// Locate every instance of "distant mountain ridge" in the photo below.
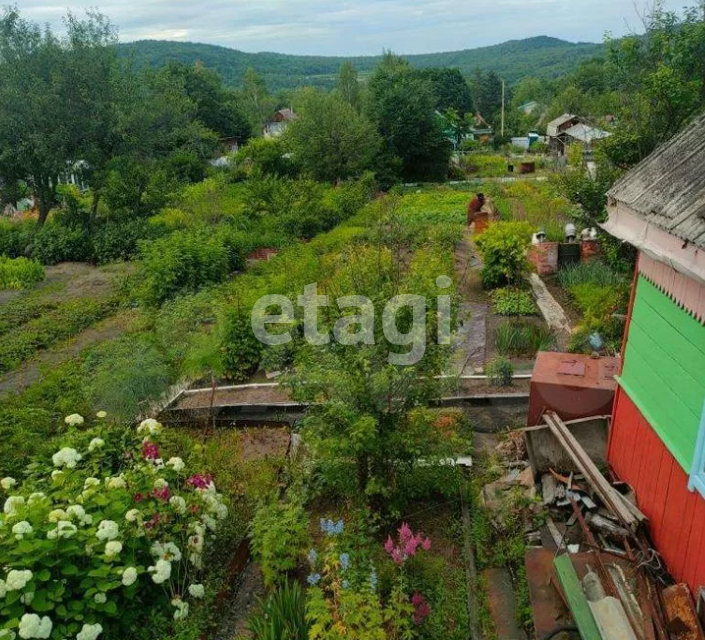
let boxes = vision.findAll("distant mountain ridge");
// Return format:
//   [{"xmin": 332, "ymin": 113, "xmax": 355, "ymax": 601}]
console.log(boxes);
[{"xmin": 118, "ymin": 35, "xmax": 604, "ymax": 91}]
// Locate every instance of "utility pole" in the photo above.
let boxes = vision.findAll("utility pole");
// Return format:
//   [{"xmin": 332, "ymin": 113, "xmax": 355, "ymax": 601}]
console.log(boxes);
[{"xmin": 501, "ymin": 79, "xmax": 505, "ymax": 138}]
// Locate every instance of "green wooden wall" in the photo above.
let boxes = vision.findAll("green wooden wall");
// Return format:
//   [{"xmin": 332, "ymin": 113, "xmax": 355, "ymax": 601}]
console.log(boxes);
[{"xmin": 619, "ymin": 276, "xmax": 705, "ymax": 472}]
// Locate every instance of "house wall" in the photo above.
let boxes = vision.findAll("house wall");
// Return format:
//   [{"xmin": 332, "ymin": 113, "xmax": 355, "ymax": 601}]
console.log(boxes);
[
  {"xmin": 609, "ymin": 388, "xmax": 705, "ymax": 594},
  {"xmin": 608, "ymin": 258, "xmax": 705, "ymax": 595}
]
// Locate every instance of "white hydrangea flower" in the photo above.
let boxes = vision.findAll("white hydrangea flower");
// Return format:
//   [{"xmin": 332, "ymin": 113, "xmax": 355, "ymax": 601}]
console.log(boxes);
[
  {"xmin": 66, "ymin": 504, "xmax": 92, "ymax": 526},
  {"xmin": 1, "ymin": 477, "xmax": 16, "ymax": 490},
  {"xmin": 88, "ymin": 438, "xmax": 105, "ymax": 452},
  {"xmin": 188, "ymin": 583, "xmax": 205, "ymax": 599},
  {"xmin": 137, "ymin": 418, "xmax": 162, "ymax": 435},
  {"xmin": 166, "ymin": 457, "xmax": 185, "ymax": 472},
  {"xmin": 27, "ymin": 493, "xmax": 46, "ymax": 506},
  {"xmin": 93, "ymin": 592, "xmax": 107, "ymax": 604},
  {"xmin": 169, "ymin": 496, "xmax": 186, "ymax": 514},
  {"xmin": 96, "ymin": 411, "xmax": 107, "ymax": 419},
  {"xmin": 12, "ymin": 521, "xmax": 33, "ymax": 540},
  {"xmin": 189, "ymin": 552, "xmax": 203, "ymax": 569},
  {"xmin": 6, "ymin": 569, "xmax": 33, "ymax": 591},
  {"xmin": 3, "ymin": 496, "xmax": 25, "ymax": 518},
  {"xmin": 50, "ymin": 470, "xmax": 64, "ymax": 482},
  {"xmin": 0, "ymin": 627, "xmax": 14, "ymax": 639},
  {"xmin": 188, "ymin": 533, "xmax": 203, "ymax": 554},
  {"xmin": 121, "ymin": 567, "xmax": 138, "ymax": 587},
  {"xmin": 105, "ymin": 476, "xmax": 126, "ymax": 490},
  {"xmin": 47, "ymin": 509, "xmax": 68, "ymax": 523},
  {"xmin": 151, "ymin": 541, "xmax": 182, "ymax": 562},
  {"xmin": 148, "ymin": 559, "xmax": 172, "ymax": 584},
  {"xmin": 47, "ymin": 520, "xmax": 78, "ymax": 540},
  {"xmin": 171, "ymin": 597, "xmax": 189, "ymax": 620},
  {"xmin": 18, "ymin": 613, "xmax": 51, "ymax": 639},
  {"xmin": 0, "ymin": 578, "xmax": 7, "ymax": 598},
  {"xmin": 84, "ymin": 478, "xmax": 100, "ymax": 489},
  {"xmin": 20, "ymin": 592, "xmax": 34, "ymax": 605},
  {"xmin": 202, "ymin": 514, "xmax": 217, "ymax": 531},
  {"xmin": 76, "ymin": 623, "xmax": 102, "ymax": 640},
  {"xmin": 125, "ymin": 509, "xmax": 140, "ymax": 522},
  {"xmin": 64, "ymin": 413, "xmax": 85, "ymax": 427},
  {"xmin": 52, "ymin": 447, "xmax": 82, "ymax": 469},
  {"xmin": 104, "ymin": 541, "xmax": 122, "ymax": 558},
  {"xmin": 96, "ymin": 520, "xmax": 119, "ymax": 541}
]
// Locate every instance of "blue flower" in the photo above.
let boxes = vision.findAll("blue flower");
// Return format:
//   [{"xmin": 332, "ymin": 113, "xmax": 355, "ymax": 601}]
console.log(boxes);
[
  {"xmin": 307, "ymin": 573, "xmax": 321, "ymax": 586},
  {"xmin": 319, "ymin": 518, "xmax": 345, "ymax": 536},
  {"xmin": 339, "ymin": 553, "xmax": 350, "ymax": 571},
  {"xmin": 308, "ymin": 548, "xmax": 318, "ymax": 565},
  {"xmin": 342, "ymin": 579, "xmax": 350, "ymax": 589},
  {"xmin": 369, "ymin": 568, "xmax": 378, "ymax": 593}
]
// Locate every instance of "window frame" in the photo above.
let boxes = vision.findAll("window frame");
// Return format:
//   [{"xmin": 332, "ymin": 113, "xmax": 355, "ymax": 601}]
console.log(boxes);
[{"xmin": 688, "ymin": 400, "xmax": 705, "ymax": 498}]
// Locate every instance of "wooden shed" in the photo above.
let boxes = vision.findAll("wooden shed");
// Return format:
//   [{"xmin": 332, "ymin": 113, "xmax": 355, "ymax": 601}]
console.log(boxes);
[{"xmin": 601, "ymin": 112, "xmax": 705, "ymax": 596}]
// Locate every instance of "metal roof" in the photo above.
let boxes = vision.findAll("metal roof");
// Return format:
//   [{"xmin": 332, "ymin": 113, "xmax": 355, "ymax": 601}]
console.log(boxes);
[
  {"xmin": 607, "ymin": 112, "xmax": 705, "ymax": 249},
  {"xmin": 563, "ymin": 123, "xmax": 611, "ymax": 143},
  {"xmin": 546, "ymin": 113, "xmax": 578, "ymax": 137}
]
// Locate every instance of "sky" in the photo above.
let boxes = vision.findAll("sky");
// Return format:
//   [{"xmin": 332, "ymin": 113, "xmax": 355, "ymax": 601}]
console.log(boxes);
[{"xmin": 19, "ymin": 0, "xmax": 690, "ymax": 56}]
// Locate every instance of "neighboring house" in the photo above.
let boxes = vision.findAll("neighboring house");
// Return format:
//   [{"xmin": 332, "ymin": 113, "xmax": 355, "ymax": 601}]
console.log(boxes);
[
  {"xmin": 518, "ymin": 100, "xmax": 539, "ymax": 115},
  {"xmin": 602, "ymin": 113, "xmax": 705, "ymax": 596},
  {"xmin": 511, "ymin": 132, "xmax": 547, "ymax": 151},
  {"xmin": 546, "ymin": 113, "xmax": 584, "ymax": 153},
  {"xmin": 210, "ymin": 136, "xmax": 243, "ymax": 167},
  {"xmin": 263, "ymin": 108, "xmax": 296, "ymax": 139}
]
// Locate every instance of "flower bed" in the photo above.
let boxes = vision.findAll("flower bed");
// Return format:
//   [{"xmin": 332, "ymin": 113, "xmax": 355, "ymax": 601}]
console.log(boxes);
[{"xmin": 0, "ymin": 415, "xmax": 229, "ymax": 640}]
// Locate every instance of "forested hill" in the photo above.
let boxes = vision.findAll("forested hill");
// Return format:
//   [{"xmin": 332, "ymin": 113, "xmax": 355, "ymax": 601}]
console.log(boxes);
[{"xmin": 118, "ymin": 35, "xmax": 604, "ymax": 90}]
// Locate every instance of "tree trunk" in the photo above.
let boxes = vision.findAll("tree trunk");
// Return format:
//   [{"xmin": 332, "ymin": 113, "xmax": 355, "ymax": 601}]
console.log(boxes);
[
  {"xmin": 37, "ymin": 198, "xmax": 51, "ymax": 228},
  {"xmin": 90, "ymin": 191, "xmax": 101, "ymax": 223}
]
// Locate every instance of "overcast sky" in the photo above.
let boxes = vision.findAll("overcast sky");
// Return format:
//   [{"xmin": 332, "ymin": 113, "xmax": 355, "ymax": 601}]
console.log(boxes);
[{"xmin": 19, "ymin": 0, "xmax": 690, "ymax": 56}]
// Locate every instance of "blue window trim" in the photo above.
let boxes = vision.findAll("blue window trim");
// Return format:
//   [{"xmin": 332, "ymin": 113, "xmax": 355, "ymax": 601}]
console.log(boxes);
[{"xmin": 688, "ymin": 399, "xmax": 705, "ymax": 498}]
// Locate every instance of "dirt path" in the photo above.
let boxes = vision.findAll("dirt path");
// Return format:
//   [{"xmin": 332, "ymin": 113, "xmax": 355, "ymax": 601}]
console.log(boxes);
[
  {"xmin": 0, "ymin": 309, "xmax": 139, "ymax": 399},
  {"xmin": 450, "ymin": 230, "xmax": 490, "ymax": 374}
]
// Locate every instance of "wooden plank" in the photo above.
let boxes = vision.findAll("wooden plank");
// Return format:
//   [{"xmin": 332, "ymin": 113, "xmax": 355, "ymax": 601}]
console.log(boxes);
[
  {"xmin": 553, "ymin": 554, "xmax": 602, "ymax": 640},
  {"xmin": 650, "ymin": 446, "xmax": 675, "ymax": 548},
  {"xmin": 660, "ymin": 462, "xmax": 691, "ymax": 573},
  {"xmin": 544, "ymin": 412, "xmax": 642, "ymax": 527},
  {"xmin": 672, "ymin": 490, "xmax": 699, "ymax": 582},
  {"xmin": 683, "ymin": 499, "xmax": 705, "ymax": 593}
]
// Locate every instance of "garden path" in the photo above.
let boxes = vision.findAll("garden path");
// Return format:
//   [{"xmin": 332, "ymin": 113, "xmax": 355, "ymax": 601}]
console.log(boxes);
[
  {"xmin": 0, "ymin": 309, "xmax": 138, "ymax": 399},
  {"xmin": 527, "ymin": 273, "xmax": 572, "ymax": 351},
  {"xmin": 450, "ymin": 230, "xmax": 489, "ymax": 374}
]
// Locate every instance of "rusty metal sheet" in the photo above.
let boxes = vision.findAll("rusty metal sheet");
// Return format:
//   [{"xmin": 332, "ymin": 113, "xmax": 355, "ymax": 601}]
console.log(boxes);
[
  {"xmin": 558, "ymin": 359, "xmax": 586, "ymax": 376},
  {"xmin": 662, "ymin": 583, "xmax": 705, "ymax": 640},
  {"xmin": 525, "ymin": 548, "xmax": 573, "ymax": 638}
]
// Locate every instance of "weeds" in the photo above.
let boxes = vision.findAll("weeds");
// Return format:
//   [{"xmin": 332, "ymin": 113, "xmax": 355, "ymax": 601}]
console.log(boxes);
[
  {"xmin": 0, "ymin": 256, "xmax": 45, "ymax": 290},
  {"xmin": 557, "ymin": 260, "xmax": 625, "ymax": 289},
  {"xmin": 495, "ymin": 320, "xmax": 555, "ymax": 356}
]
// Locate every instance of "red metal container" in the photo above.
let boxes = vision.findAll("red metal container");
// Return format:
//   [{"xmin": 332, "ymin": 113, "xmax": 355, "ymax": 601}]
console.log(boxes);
[
  {"xmin": 527, "ymin": 242, "xmax": 559, "ymax": 275},
  {"xmin": 527, "ymin": 351, "xmax": 619, "ymax": 426},
  {"xmin": 580, "ymin": 239, "xmax": 600, "ymax": 261}
]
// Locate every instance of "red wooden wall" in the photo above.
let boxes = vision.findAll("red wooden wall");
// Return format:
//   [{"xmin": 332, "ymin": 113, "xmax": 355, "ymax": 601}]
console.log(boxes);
[{"xmin": 609, "ymin": 387, "xmax": 705, "ymax": 594}]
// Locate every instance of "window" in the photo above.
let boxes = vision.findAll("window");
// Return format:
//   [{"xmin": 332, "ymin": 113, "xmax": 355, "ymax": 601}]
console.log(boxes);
[{"xmin": 688, "ymin": 400, "xmax": 705, "ymax": 499}]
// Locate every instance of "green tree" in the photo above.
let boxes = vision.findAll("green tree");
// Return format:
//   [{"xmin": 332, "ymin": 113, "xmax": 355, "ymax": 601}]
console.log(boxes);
[
  {"xmin": 417, "ymin": 67, "xmax": 474, "ymax": 115},
  {"xmin": 336, "ymin": 61, "xmax": 361, "ymax": 109},
  {"xmin": 470, "ymin": 68, "xmax": 504, "ymax": 124},
  {"xmin": 240, "ymin": 67, "xmax": 276, "ymax": 133},
  {"xmin": 286, "ymin": 90, "xmax": 380, "ymax": 182},
  {"xmin": 366, "ymin": 53, "xmax": 451, "ymax": 182}
]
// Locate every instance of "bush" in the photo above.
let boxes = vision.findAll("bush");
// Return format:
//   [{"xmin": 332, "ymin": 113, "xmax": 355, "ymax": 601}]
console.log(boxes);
[
  {"xmin": 249, "ymin": 498, "xmax": 310, "ymax": 588},
  {"xmin": 495, "ymin": 320, "xmax": 555, "ymax": 356},
  {"xmin": 491, "ymin": 287, "xmax": 537, "ymax": 316},
  {"xmin": 486, "ymin": 357, "xmax": 514, "ymax": 386},
  {"xmin": 92, "ymin": 219, "xmax": 163, "ymax": 265},
  {"xmin": 136, "ymin": 228, "xmax": 231, "ymax": 306},
  {"xmin": 0, "ymin": 416, "xmax": 228, "ymax": 640},
  {"xmin": 0, "ymin": 256, "xmax": 45, "ymax": 290},
  {"xmin": 475, "ymin": 222, "xmax": 532, "ymax": 289},
  {"xmin": 31, "ymin": 223, "xmax": 93, "ymax": 265},
  {"xmin": 0, "ymin": 297, "xmax": 118, "ymax": 373},
  {"xmin": 0, "ymin": 298, "xmax": 59, "ymax": 336},
  {"xmin": 569, "ymin": 283, "xmax": 626, "ymax": 324},
  {"xmin": 0, "ymin": 219, "xmax": 34, "ymax": 258}
]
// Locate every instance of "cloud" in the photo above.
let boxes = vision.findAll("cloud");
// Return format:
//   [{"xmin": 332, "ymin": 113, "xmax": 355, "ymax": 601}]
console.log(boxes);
[{"xmin": 13, "ymin": 0, "xmax": 689, "ymax": 55}]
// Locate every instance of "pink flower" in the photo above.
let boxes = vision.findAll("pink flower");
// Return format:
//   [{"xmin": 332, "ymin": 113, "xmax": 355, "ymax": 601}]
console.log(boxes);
[
  {"xmin": 384, "ymin": 536, "xmax": 395, "ymax": 554},
  {"xmin": 421, "ymin": 537, "xmax": 432, "ymax": 551},
  {"xmin": 134, "ymin": 493, "xmax": 144, "ymax": 502},
  {"xmin": 151, "ymin": 486, "xmax": 171, "ymax": 501},
  {"xmin": 391, "ymin": 548, "xmax": 404, "ymax": 565},
  {"xmin": 142, "ymin": 441, "xmax": 160, "ymax": 460},
  {"xmin": 412, "ymin": 593, "xmax": 430, "ymax": 625},
  {"xmin": 187, "ymin": 474, "xmax": 213, "ymax": 490},
  {"xmin": 399, "ymin": 522, "xmax": 413, "ymax": 544},
  {"xmin": 144, "ymin": 514, "xmax": 161, "ymax": 530}
]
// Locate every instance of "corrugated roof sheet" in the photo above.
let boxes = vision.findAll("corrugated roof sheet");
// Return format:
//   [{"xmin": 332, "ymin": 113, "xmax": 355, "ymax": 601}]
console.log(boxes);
[
  {"xmin": 607, "ymin": 112, "xmax": 705, "ymax": 249},
  {"xmin": 563, "ymin": 123, "xmax": 611, "ymax": 143}
]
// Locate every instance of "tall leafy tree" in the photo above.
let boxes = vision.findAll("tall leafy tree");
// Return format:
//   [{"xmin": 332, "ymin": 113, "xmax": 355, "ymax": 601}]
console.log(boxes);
[
  {"xmin": 416, "ymin": 67, "xmax": 474, "ymax": 115},
  {"xmin": 366, "ymin": 53, "xmax": 451, "ymax": 182},
  {"xmin": 286, "ymin": 89, "xmax": 380, "ymax": 182},
  {"xmin": 336, "ymin": 61, "xmax": 361, "ymax": 110},
  {"xmin": 240, "ymin": 67, "xmax": 276, "ymax": 133}
]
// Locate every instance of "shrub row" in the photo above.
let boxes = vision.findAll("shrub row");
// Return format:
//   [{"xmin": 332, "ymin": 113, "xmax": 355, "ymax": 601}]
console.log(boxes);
[
  {"xmin": 0, "ymin": 297, "xmax": 119, "ymax": 373},
  {"xmin": 0, "ymin": 297, "xmax": 59, "ymax": 336}
]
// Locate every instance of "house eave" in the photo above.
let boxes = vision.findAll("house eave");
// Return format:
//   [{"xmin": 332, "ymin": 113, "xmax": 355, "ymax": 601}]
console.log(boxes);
[{"xmin": 601, "ymin": 202, "xmax": 705, "ymax": 287}]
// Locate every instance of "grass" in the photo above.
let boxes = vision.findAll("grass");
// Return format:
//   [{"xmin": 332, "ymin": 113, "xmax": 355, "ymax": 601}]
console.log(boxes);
[
  {"xmin": 495, "ymin": 320, "xmax": 555, "ymax": 357},
  {"xmin": 557, "ymin": 260, "xmax": 626, "ymax": 289},
  {"xmin": 0, "ymin": 256, "xmax": 45, "ymax": 290},
  {"xmin": 0, "ymin": 297, "xmax": 59, "ymax": 336},
  {"xmin": 491, "ymin": 287, "xmax": 537, "ymax": 316}
]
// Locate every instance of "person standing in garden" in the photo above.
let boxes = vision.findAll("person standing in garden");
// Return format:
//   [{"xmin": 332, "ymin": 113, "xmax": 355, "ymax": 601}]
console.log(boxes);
[{"xmin": 466, "ymin": 193, "xmax": 485, "ymax": 227}]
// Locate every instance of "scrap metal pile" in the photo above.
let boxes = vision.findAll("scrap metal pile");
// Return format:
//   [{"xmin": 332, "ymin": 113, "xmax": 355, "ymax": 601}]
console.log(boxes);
[{"xmin": 521, "ymin": 412, "xmax": 704, "ymax": 640}]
